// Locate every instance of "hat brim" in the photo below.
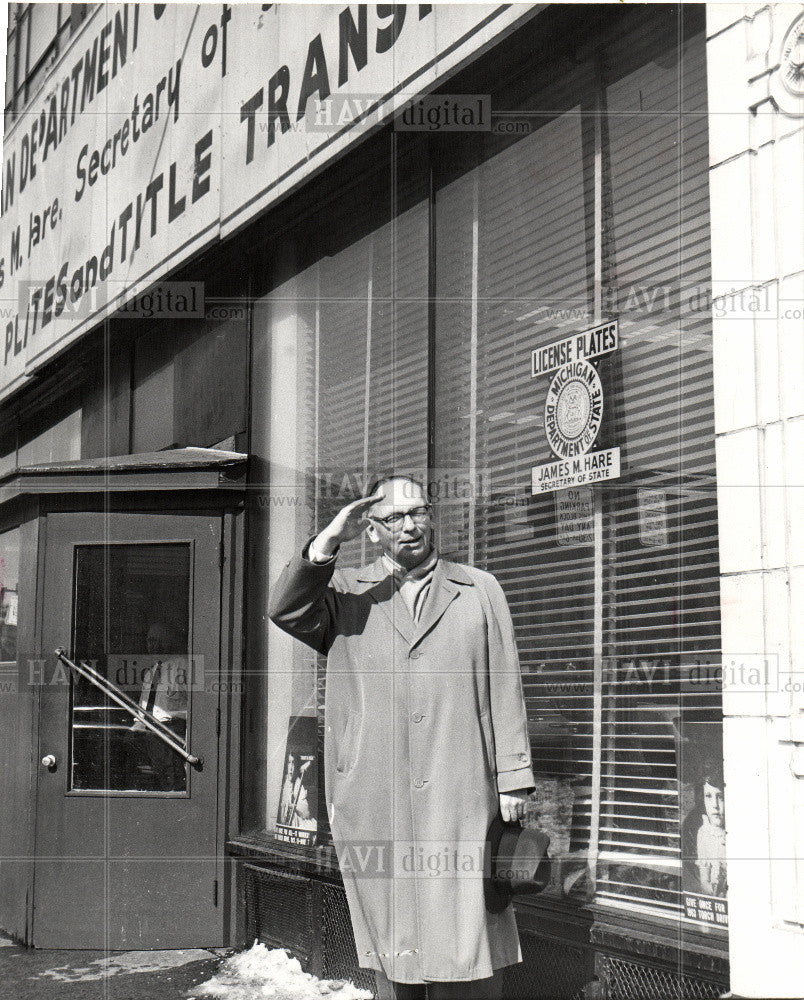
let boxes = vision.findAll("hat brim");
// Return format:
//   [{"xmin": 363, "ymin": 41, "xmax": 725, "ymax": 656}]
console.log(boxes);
[{"xmin": 484, "ymin": 814, "xmax": 551, "ymax": 914}]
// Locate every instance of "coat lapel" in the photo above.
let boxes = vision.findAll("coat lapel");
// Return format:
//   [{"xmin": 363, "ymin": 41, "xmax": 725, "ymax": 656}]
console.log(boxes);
[
  {"xmin": 356, "ymin": 558, "xmax": 416, "ymax": 645},
  {"xmin": 356, "ymin": 556, "xmax": 473, "ymax": 648},
  {"xmin": 412, "ymin": 559, "xmax": 462, "ymax": 648}
]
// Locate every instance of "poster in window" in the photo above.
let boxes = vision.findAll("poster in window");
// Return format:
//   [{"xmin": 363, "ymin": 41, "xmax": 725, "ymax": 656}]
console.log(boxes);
[
  {"xmin": 680, "ymin": 722, "xmax": 728, "ymax": 926},
  {"xmin": 276, "ymin": 715, "xmax": 318, "ymax": 847},
  {"xmin": 530, "ymin": 321, "xmax": 622, "ymax": 494}
]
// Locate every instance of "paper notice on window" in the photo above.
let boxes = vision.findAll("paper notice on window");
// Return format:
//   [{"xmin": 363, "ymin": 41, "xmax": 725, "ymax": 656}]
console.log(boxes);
[
  {"xmin": 554, "ymin": 488, "xmax": 594, "ymax": 546},
  {"xmin": 532, "ymin": 447, "xmax": 621, "ymax": 494},
  {"xmin": 638, "ymin": 488, "xmax": 669, "ymax": 547}
]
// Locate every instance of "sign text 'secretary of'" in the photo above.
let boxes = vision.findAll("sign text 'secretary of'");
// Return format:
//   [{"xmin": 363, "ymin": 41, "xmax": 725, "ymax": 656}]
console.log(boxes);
[{"xmin": 0, "ymin": 3, "xmax": 540, "ymax": 401}]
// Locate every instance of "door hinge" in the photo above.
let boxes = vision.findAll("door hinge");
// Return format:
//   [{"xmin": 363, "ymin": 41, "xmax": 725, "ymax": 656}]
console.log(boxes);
[{"xmin": 213, "ymin": 879, "xmax": 219, "ymax": 907}]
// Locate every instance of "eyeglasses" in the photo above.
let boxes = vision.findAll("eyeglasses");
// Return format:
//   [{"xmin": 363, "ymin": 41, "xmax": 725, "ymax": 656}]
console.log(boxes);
[{"xmin": 370, "ymin": 506, "xmax": 431, "ymax": 529}]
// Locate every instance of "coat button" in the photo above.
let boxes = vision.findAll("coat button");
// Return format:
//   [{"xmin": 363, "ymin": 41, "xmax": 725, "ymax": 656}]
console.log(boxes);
[
  {"xmin": 412, "ymin": 712, "xmax": 424, "ymax": 723},
  {"xmin": 409, "ymin": 649, "xmax": 421, "ymax": 659},
  {"xmin": 413, "ymin": 778, "xmax": 427, "ymax": 788}
]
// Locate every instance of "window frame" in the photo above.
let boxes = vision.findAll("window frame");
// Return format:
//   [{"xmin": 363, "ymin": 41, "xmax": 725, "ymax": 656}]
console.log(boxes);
[
  {"xmin": 4, "ymin": 4, "xmax": 90, "ymax": 130},
  {"xmin": 235, "ymin": 0, "xmax": 726, "ymax": 947}
]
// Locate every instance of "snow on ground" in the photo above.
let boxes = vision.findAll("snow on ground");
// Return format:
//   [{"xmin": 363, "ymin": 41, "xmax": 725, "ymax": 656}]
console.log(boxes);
[
  {"xmin": 37, "ymin": 949, "xmax": 217, "ymax": 982},
  {"xmin": 190, "ymin": 943, "xmax": 374, "ymax": 1000}
]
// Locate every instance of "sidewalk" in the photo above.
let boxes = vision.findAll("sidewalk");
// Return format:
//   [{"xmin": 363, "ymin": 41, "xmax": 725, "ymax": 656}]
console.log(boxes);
[{"xmin": 0, "ymin": 934, "xmax": 227, "ymax": 1000}]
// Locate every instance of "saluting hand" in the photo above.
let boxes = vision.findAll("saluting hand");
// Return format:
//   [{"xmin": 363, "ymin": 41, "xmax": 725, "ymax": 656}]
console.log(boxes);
[{"xmin": 312, "ymin": 492, "xmax": 385, "ymax": 558}]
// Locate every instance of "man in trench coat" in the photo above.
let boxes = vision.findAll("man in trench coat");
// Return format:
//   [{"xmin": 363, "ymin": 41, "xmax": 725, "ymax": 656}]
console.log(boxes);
[{"xmin": 268, "ymin": 476, "xmax": 536, "ymax": 999}]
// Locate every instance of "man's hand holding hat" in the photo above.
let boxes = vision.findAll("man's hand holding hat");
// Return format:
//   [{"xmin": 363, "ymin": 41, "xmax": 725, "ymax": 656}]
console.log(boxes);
[{"xmin": 499, "ymin": 790, "xmax": 530, "ymax": 823}]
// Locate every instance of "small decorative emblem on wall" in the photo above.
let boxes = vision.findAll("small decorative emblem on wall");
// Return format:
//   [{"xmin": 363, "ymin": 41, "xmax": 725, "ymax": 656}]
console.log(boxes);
[
  {"xmin": 771, "ymin": 11, "xmax": 804, "ymax": 115},
  {"xmin": 781, "ymin": 13, "xmax": 804, "ymax": 96}
]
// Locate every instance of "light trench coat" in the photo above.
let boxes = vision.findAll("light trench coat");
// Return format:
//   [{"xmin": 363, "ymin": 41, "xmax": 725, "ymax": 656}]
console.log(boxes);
[{"xmin": 268, "ymin": 546, "xmax": 536, "ymax": 984}]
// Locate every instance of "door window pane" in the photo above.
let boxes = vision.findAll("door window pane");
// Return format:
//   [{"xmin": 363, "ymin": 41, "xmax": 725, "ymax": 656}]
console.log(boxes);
[
  {"xmin": 0, "ymin": 528, "xmax": 21, "ymax": 666},
  {"xmin": 70, "ymin": 544, "xmax": 191, "ymax": 793}
]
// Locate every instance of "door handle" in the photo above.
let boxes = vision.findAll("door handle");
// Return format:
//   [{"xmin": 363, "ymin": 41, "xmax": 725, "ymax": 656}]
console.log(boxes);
[{"xmin": 41, "ymin": 754, "xmax": 57, "ymax": 769}]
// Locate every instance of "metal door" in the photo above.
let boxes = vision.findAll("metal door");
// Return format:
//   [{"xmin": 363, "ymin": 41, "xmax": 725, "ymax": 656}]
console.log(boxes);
[{"xmin": 33, "ymin": 511, "xmax": 223, "ymax": 948}]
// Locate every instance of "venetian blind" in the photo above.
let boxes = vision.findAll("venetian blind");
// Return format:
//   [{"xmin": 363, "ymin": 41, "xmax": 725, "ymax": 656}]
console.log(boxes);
[
  {"xmin": 316, "ymin": 143, "xmax": 429, "ymax": 568},
  {"xmin": 434, "ymin": 7, "xmax": 721, "ymax": 922},
  {"xmin": 434, "ymin": 57, "xmax": 600, "ymax": 896},
  {"xmin": 313, "ymin": 146, "xmax": 429, "ymax": 843},
  {"xmin": 249, "ymin": 144, "xmax": 429, "ymax": 839},
  {"xmin": 594, "ymin": 10, "xmax": 722, "ymax": 920}
]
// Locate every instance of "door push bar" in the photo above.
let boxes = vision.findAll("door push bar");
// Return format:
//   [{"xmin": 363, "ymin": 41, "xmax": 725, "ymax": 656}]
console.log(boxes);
[{"xmin": 54, "ymin": 649, "xmax": 203, "ymax": 769}]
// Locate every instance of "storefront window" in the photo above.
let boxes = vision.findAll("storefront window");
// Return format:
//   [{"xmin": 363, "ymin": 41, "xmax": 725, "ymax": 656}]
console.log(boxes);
[
  {"xmin": 433, "ymin": 7, "xmax": 719, "ymax": 923},
  {"xmin": 595, "ymin": 15, "xmax": 721, "ymax": 921},
  {"xmin": 245, "ymin": 3, "xmax": 721, "ymax": 932},
  {"xmin": 433, "ymin": 68, "xmax": 598, "ymax": 899}
]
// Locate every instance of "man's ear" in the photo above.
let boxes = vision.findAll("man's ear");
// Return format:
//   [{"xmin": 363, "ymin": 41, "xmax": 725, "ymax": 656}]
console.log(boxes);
[{"xmin": 366, "ymin": 523, "xmax": 380, "ymax": 544}]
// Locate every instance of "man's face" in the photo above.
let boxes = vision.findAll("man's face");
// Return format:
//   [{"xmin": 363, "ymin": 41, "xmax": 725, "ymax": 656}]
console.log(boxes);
[
  {"xmin": 703, "ymin": 782, "xmax": 725, "ymax": 828},
  {"xmin": 367, "ymin": 478, "xmax": 433, "ymax": 569}
]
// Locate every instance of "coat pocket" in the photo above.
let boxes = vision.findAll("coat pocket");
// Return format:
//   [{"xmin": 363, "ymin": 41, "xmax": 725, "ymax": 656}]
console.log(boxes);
[{"xmin": 336, "ymin": 709, "xmax": 360, "ymax": 774}]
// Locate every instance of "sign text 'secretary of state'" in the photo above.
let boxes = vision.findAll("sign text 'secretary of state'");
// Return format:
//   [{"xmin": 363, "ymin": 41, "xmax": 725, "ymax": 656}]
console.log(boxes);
[{"xmin": 0, "ymin": 3, "xmax": 539, "ymax": 401}]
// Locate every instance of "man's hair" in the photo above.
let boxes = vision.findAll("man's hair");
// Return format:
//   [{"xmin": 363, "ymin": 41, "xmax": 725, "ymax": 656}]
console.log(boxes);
[{"xmin": 365, "ymin": 473, "xmax": 427, "ymax": 500}]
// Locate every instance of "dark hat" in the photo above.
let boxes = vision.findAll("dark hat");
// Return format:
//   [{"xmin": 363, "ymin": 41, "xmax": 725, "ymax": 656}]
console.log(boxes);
[{"xmin": 484, "ymin": 813, "xmax": 551, "ymax": 914}]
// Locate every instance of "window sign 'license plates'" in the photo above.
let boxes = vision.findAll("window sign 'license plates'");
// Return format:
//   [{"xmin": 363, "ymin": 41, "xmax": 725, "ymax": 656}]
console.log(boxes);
[{"xmin": 531, "ymin": 321, "xmax": 619, "ymax": 378}]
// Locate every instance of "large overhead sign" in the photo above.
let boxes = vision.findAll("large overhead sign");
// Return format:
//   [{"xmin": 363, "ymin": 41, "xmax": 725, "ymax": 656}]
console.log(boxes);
[
  {"xmin": 0, "ymin": 5, "xmax": 223, "ymax": 400},
  {"xmin": 0, "ymin": 3, "xmax": 541, "ymax": 402}
]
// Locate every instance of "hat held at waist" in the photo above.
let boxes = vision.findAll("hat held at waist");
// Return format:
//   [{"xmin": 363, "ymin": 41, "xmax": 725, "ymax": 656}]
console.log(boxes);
[{"xmin": 484, "ymin": 812, "xmax": 551, "ymax": 914}]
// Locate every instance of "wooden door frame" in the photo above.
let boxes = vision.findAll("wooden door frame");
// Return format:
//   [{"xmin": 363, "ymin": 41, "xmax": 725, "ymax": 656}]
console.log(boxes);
[
  {"xmin": 0, "ymin": 449, "xmax": 246, "ymax": 946},
  {"xmin": 0, "ymin": 494, "xmax": 42, "ymax": 944}
]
